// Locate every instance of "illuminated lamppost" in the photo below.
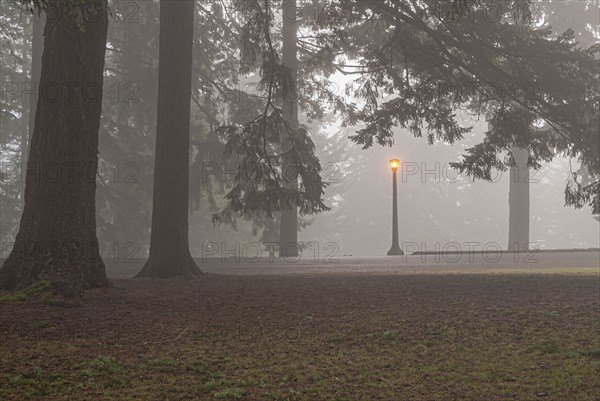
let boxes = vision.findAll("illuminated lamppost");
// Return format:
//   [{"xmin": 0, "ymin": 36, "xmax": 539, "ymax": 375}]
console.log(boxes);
[{"xmin": 387, "ymin": 159, "xmax": 403, "ymax": 255}]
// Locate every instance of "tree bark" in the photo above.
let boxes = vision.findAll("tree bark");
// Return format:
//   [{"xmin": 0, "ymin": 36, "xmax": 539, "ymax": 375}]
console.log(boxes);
[
  {"xmin": 508, "ymin": 146, "xmax": 530, "ymax": 251},
  {"xmin": 18, "ymin": 13, "xmax": 44, "ymax": 201},
  {"xmin": 279, "ymin": 0, "xmax": 299, "ymax": 257},
  {"xmin": 0, "ymin": 0, "xmax": 109, "ymax": 295},
  {"xmin": 137, "ymin": 0, "xmax": 201, "ymax": 277},
  {"xmin": 23, "ymin": 13, "xmax": 45, "ymax": 172}
]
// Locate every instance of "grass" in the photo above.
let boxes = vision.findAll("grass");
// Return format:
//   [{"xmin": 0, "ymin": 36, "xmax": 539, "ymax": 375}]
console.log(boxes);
[
  {"xmin": 4, "ymin": 342, "xmax": 593, "ymax": 400},
  {"xmin": 0, "ymin": 272, "xmax": 598, "ymax": 400},
  {"xmin": 0, "ymin": 280, "xmax": 81, "ymax": 307},
  {"xmin": 214, "ymin": 387, "xmax": 244, "ymax": 399},
  {"xmin": 418, "ymin": 266, "xmax": 600, "ymax": 275},
  {"xmin": 84, "ymin": 355, "xmax": 125, "ymax": 375},
  {"xmin": 0, "ymin": 280, "xmax": 52, "ymax": 303}
]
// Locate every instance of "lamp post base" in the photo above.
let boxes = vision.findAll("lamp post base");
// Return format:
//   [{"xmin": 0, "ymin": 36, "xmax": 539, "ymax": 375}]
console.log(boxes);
[{"xmin": 387, "ymin": 246, "xmax": 404, "ymax": 256}]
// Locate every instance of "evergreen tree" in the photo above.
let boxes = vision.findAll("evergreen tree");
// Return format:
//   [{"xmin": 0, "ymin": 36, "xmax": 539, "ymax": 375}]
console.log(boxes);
[
  {"xmin": 0, "ymin": 0, "xmax": 110, "ymax": 295},
  {"xmin": 279, "ymin": 0, "xmax": 300, "ymax": 257},
  {"xmin": 137, "ymin": 0, "xmax": 201, "ymax": 277},
  {"xmin": 325, "ymin": 0, "xmax": 599, "ymax": 215}
]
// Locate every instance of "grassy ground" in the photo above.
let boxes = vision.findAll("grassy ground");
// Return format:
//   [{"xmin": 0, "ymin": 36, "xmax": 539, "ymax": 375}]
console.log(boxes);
[{"xmin": 1, "ymin": 268, "xmax": 599, "ymax": 400}]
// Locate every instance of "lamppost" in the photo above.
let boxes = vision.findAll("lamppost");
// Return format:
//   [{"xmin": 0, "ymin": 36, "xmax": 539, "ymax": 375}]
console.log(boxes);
[{"xmin": 387, "ymin": 159, "xmax": 403, "ymax": 255}]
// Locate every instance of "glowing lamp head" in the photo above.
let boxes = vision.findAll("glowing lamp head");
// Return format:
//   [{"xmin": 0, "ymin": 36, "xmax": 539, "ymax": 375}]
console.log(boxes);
[{"xmin": 389, "ymin": 159, "xmax": 400, "ymax": 171}]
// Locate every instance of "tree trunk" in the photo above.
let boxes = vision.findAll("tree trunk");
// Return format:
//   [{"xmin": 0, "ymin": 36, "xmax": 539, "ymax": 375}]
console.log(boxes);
[
  {"xmin": 279, "ymin": 0, "xmax": 299, "ymax": 257},
  {"xmin": 137, "ymin": 0, "xmax": 201, "ymax": 277},
  {"xmin": 508, "ymin": 146, "xmax": 530, "ymax": 251},
  {"xmin": 22, "ymin": 13, "xmax": 44, "ymax": 174},
  {"xmin": 0, "ymin": 0, "xmax": 109, "ymax": 295}
]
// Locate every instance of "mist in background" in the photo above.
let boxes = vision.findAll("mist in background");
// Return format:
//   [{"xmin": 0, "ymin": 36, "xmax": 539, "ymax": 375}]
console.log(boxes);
[{"xmin": 1, "ymin": 1, "xmax": 598, "ymax": 261}]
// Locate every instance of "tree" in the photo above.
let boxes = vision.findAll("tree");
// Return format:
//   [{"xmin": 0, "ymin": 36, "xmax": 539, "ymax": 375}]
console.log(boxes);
[
  {"xmin": 96, "ymin": 1, "xmax": 159, "ymax": 256},
  {"xmin": 212, "ymin": 0, "xmax": 329, "ymax": 240},
  {"xmin": 537, "ymin": 0, "xmax": 599, "ymax": 220},
  {"xmin": 490, "ymin": 111, "xmax": 533, "ymax": 251},
  {"xmin": 508, "ymin": 145, "xmax": 530, "ymax": 251},
  {"xmin": 279, "ymin": 0, "xmax": 299, "ymax": 257},
  {"xmin": 503, "ymin": 6, "xmax": 533, "ymax": 252},
  {"xmin": 0, "ymin": 0, "xmax": 110, "ymax": 295},
  {"xmin": 1, "ymin": 6, "xmax": 37, "ymax": 244},
  {"xmin": 137, "ymin": 0, "xmax": 201, "ymax": 277},
  {"xmin": 325, "ymin": 0, "xmax": 599, "ymax": 215},
  {"xmin": 19, "ymin": 12, "xmax": 44, "ymax": 200},
  {"xmin": 188, "ymin": 0, "xmax": 597, "ymax": 252},
  {"xmin": 502, "ymin": 1, "xmax": 596, "ymax": 251}
]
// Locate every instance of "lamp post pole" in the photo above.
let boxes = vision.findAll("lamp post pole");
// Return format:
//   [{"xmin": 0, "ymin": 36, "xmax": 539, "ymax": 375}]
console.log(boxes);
[{"xmin": 388, "ymin": 160, "xmax": 403, "ymax": 255}]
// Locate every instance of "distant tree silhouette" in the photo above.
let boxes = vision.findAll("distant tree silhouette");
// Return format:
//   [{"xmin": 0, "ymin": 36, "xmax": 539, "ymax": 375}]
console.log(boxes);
[{"xmin": 279, "ymin": 0, "xmax": 299, "ymax": 257}]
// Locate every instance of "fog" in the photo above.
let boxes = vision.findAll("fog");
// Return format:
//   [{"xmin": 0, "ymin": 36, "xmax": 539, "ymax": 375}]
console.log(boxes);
[
  {"xmin": 1, "ymin": 1, "xmax": 599, "ymax": 400},
  {"xmin": 190, "ymin": 123, "xmax": 600, "ymax": 259},
  {"xmin": 2, "ymin": 1, "xmax": 598, "ymax": 264}
]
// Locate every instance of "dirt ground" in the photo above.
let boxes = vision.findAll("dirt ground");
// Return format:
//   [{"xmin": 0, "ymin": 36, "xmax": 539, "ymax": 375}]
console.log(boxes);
[{"xmin": 1, "ymin": 254, "xmax": 599, "ymax": 400}]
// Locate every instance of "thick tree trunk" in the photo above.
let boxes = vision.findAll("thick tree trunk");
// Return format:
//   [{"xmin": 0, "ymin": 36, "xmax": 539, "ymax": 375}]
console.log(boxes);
[
  {"xmin": 279, "ymin": 0, "xmax": 299, "ymax": 257},
  {"xmin": 24, "ymin": 14, "xmax": 45, "ymax": 166},
  {"xmin": 508, "ymin": 147, "xmax": 530, "ymax": 251},
  {"xmin": 0, "ymin": 0, "xmax": 109, "ymax": 295},
  {"xmin": 137, "ymin": 0, "xmax": 201, "ymax": 277},
  {"xmin": 19, "ymin": 13, "xmax": 45, "ymax": 201}
]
